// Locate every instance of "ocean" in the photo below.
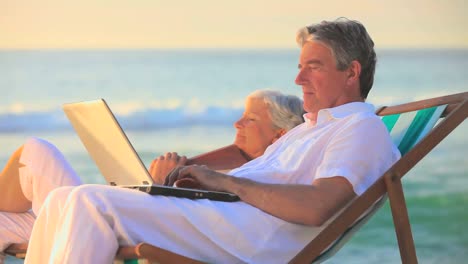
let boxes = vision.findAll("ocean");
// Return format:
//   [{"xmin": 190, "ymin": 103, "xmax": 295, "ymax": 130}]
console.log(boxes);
[{"xmin": 1, "ymin": 49, "xmax": 467, "ymax": 263}]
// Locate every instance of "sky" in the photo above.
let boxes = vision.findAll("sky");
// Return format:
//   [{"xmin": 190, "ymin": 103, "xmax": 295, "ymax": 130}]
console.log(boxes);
[{"xmin": 1, "ymin": 0, "xmax": 467, "ymax": 49}]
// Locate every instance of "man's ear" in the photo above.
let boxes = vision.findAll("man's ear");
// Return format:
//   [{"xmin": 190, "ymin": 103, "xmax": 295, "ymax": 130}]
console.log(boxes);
[
  {"xmin": 346, "ymin": 60, "xmax": 361, "ymax": 85},
  {"xmin": 272, "ymin": 129, "xmax": 287, "ymax": 143}
]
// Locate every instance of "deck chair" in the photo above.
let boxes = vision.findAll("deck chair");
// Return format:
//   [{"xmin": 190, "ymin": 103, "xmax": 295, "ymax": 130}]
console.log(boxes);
[
  {"xmin": 289, "ymin": 91, "xmax": 468, "ymax": 264},
  {"xmin": 4, "ymin": 91, "xmax": 468, "ymax": 263}
]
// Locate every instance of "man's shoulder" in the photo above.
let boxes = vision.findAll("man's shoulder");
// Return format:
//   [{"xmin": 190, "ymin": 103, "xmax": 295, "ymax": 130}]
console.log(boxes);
[
  {"xmin": 349, "ymin": 109, "xmax": 380, "ymax": 123},
  {"xmin": 340, "ymin": 110, "xmax": 388, "ymax": 135}
]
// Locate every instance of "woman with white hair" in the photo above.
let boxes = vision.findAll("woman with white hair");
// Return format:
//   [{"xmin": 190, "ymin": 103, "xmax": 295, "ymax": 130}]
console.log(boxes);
[
  {"xmin": 0, "ymin": 89, "xmax": 304, "ymax": 259},
  {"xmin": 234, "ymin": 89, "xmax": 305, "ymax": 159},
  {"xmin": 150, "ymin": 89, "xmax": 304, "ymax": 183}
]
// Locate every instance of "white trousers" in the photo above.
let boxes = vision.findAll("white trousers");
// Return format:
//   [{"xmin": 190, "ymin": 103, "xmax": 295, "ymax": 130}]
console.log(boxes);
[
  {"xmin": 0, "ymin": 137, "xmax": 82, "ymax": 262},
  {"xmin": 25, "ymin": 183, "xmax": 322, "ymax": 264}
]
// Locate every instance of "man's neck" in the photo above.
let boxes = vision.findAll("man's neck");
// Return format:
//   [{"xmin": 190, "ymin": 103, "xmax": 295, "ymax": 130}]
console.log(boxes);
[
  {"xmin": 305, "ymin": 112, "xmax": 318, "ymax": 124},
  {"xmin": 305, "ymin": 98, "xmax": 366, "ymax": 125}
]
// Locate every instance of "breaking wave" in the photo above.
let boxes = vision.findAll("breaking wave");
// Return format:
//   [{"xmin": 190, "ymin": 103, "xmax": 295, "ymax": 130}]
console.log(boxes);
[{"xmin": 0, "ymin": 105, "xmax": 243, "ymax": 133}]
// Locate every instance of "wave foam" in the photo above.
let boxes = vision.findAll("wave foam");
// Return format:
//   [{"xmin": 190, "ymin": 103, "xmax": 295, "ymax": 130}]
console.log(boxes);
[{"xmin": 0, "ymin": 106, "xmax": 243, "ymax": 133}]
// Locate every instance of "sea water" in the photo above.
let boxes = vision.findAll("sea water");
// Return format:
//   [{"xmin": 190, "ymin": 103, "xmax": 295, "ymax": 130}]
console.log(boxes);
[{"xmin": 1, "ymin": 49, "xmax": 467, "ymax": 263}]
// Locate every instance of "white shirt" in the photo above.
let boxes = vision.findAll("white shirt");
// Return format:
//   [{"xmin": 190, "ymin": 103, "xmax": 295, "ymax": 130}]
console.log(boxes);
[{"xmin": 230, "ymin": 102, "xmax": 401, "ymax": 195}]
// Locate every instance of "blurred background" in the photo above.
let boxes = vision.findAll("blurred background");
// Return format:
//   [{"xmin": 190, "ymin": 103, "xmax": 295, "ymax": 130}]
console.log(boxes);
[{"xmin": 1, "ymin": 1, "xmax": 467, "ymax": 263}]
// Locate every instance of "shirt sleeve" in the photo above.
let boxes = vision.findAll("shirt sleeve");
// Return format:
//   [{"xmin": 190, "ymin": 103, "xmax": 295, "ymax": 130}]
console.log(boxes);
[{"xmin": 315, "ymin": 116, "xmax": 400, "ymax": 195}]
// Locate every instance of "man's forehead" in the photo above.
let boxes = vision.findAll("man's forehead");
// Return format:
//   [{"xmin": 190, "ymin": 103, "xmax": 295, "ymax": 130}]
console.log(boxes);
[{"xmin": 299, "ymin": 41, "xmax": 333, "ymax": 63}]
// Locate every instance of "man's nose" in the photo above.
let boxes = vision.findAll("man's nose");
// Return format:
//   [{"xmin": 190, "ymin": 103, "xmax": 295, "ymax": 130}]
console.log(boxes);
[{"xmin": 295, "ymin": 68, "xmax": 306, "ymax": 85}]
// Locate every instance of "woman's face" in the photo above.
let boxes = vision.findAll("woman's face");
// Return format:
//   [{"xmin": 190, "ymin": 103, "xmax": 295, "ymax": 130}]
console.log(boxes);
[{"xmin": 234, "ymin": 97, "xmax": 283, "ymax": 159}]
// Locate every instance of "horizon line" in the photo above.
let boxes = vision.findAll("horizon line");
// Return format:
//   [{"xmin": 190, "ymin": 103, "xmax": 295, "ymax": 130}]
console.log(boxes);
[{"xmin": 1, "ymin": 47, "xmax": 468, "ymax": 51}]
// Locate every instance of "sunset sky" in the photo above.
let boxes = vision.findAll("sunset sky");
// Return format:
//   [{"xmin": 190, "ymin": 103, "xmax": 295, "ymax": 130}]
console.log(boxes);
[{"xmin": 1, "ymin": 0, "xmax": 467, "ymax": 49}]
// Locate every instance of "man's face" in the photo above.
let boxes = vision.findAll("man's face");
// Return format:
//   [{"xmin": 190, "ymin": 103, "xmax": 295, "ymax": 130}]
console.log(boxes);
[{"xmin": 295, "ymin": 41, "xmax": 350, "ymax": 114}]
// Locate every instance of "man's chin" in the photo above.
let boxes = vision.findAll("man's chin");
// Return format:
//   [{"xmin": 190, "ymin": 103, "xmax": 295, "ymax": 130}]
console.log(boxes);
[{"xmin": 234, "ymin": 139, "xmax": 246, "ymax": 149}]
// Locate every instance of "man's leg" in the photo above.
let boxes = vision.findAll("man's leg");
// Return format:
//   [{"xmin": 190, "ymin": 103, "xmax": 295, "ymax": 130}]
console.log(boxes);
[
  {"xmin": 0, "ymin": 146, "xmax": 29, "ymax": 212},
  {"xmin": 0, "ymin": 211, "xmax": 35, "ymax": 263},
  {"xmin": 24, "ymin": 186, "xmax": 75, "ymax": 263},
  {"xmin": 0, "ymin": 138, "xmax": 82, "ymax": 262},
  {"xmin": 25, "ymin": 185, "xmax": 250, "ymax": 264},
  {"xmin": 0, "ymin": 137, "xmax": 82, "ymax": 214},
  {"xmin": 17, "ymin": 137, "xmax": 82, "ymax": 215}
]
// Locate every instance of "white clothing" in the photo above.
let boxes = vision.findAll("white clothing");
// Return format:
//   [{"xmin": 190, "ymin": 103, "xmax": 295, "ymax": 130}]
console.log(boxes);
[
  {"xmin": 229, "ymin": 102, "xmax": 400, "ymax": 195},
  {"xmin": 25, "ymin": 102, "xmax": 400, "ymax": 264},
  {"xmin": 0, "ymin": 138, "xmax": 81, "ymax": 262}
]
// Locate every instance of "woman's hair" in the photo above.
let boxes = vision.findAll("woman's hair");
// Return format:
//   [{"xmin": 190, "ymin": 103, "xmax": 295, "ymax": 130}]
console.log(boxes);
[
  {"xmin": 248, "ymin": 89, "xmax": 304, "ymax": 131},
  {"xmin": 296, "ymin": 18, "xmax": 377, "ymax": 99}
]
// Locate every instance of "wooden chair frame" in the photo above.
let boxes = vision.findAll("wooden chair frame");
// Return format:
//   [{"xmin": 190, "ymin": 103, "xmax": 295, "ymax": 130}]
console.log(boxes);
[
  {"xmin": 291, "ymin": 91, "xmax": 468, "ymax": 263},
  {"xmin": 5, "ymin": 92, "xmax": 468, "ymax": 264}
]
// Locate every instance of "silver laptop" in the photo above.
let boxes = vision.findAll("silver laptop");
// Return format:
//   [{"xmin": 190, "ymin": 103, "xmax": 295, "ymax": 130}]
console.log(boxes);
[{"xmin": 62, "ymin": 99, "xmax": 239, "ymax": 202}]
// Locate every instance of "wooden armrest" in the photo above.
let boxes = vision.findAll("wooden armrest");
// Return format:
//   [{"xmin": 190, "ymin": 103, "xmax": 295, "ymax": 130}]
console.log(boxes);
[
  {"xmin": 4, "ymin": 243, "xmax": 28, "ymax": 259},
  {"xmin": 5, "ymin": 242, "xmax": 205, "ymax": 263}
]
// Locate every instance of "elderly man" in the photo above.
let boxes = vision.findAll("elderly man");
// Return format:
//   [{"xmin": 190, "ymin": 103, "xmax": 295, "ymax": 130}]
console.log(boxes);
[{"xmin": 24, "ymin": 18, "xmax": 400, "ymax": 264}]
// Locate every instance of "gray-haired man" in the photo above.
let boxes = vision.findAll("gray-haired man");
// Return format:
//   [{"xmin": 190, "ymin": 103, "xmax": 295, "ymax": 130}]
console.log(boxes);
[{"xmin": 25, "ymin": 18, "xmax": 400, "ymax": 264}]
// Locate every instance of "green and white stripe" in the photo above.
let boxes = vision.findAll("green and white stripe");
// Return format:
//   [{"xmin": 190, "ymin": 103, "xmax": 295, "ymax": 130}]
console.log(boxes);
[{"xmin": 382, "ymin": 105, "xmax": 447, "ymax": 155}]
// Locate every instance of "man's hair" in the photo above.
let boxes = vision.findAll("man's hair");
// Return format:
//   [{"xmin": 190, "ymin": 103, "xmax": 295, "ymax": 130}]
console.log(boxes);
[
  {"xmin": 296, "ymin": 18, "xmax": 377, "ymax": 99},
  {"xmin": 248, "ymin": 89, "xmax": 304, "ymax": 131}
]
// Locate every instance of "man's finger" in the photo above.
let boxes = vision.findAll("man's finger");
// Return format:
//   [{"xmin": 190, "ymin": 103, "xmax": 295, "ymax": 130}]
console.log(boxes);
[
  {"xmin": 165, "ymin": 166, "xmax": 182, "ymax": 186},
  {"xmin": 178, "ymin": 166, "xmax": 193, "ymax": 179},
  {"xmin": 170, "ymin": 166, "xmax": 193, "ymax": 186}
]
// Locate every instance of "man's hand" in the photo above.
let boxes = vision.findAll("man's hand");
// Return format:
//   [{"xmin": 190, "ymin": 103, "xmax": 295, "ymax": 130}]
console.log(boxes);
[
  {"xmin": 149, "ymin": 152, "xmax": 187, "ymax": 185},
  {"xmin": 166, "ymin": 165, "xmax": 356, "ymax": 227},
  {"xmin": 165, "ymin": 165, "xmax": 229, "ymax": 192}
]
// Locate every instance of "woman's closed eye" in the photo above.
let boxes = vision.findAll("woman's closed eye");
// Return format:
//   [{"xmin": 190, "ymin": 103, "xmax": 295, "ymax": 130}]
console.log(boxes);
[{"xmin": 242, "ymin": 113, "xmax": 256, "ymax": 122}]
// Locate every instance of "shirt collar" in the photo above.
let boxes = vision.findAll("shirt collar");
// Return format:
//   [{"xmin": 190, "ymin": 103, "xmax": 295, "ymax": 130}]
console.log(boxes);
[{"xmin": 304, "ymin": 102, "xmax": 375, "ymax": 125}]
